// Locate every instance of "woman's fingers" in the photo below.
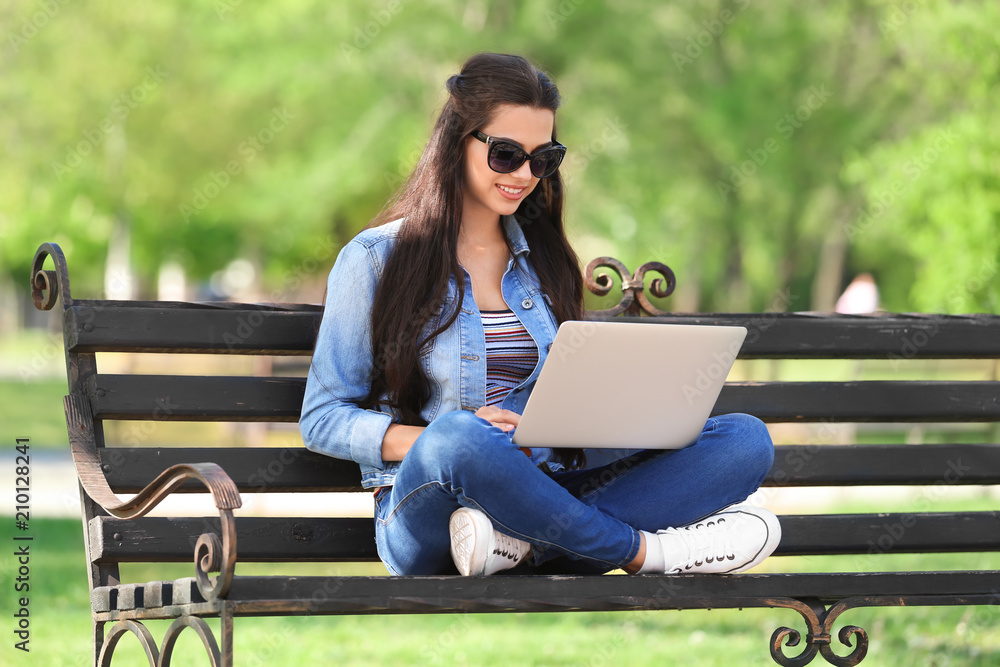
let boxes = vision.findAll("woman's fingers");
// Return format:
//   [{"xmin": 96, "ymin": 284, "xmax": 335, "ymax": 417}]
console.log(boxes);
[{"xmin": 473, "ymin": 405, "xmax": 520, "ymax": 430}]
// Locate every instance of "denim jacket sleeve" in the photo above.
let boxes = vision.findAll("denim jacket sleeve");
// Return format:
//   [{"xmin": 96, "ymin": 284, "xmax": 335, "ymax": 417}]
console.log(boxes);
[{"xmin": 299, "ymin": 238, "xmax": 394, "ymax": 470}]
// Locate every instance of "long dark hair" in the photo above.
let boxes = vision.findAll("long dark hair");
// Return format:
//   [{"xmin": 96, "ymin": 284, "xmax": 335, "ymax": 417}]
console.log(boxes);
[{"xmin": 362, "ymin": 53, "xmax": 585, "ymax": 469}]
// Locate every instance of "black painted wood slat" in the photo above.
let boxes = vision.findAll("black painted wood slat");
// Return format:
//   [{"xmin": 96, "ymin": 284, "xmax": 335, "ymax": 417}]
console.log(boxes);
[
  {"xmin": 92, "ymin": 516, "xmax": 378, "ymax": 562},
  {"xmin": 93, "ymin": 571, "xmax": 1000, "ymax": 619},
  {"xmin": 98, "ymin": 444, "xmax": 1000, "ymax": 494},
  {"xmin": 768, "ymin": 444, "xmax": 1000, "ymax": 486},
  {"xmin": 713, "ymin": 381, "xmax": 1000, "ymax": 422},
  {"xmin": 91, "ymin": 512, "xmax": 1000, "ymax": 563},
  {"xmin": 617, "ymin": 313, "xmax": 1000, "ymax": 359},
  {"xmin": 65, "ymin": 303, "xmax": 321, "ymax": 355},
  {"xmin": 101, "ymin": 447, "xmax": 363, "ymax": 493},
  {"xmin": 778, "ymin": 512, "xmax": 1000, "ymax": 556},
  {"xmin": 87, "ymin": 375, "xmax": 305, "ymax": 421},
  {"xmin": 87, "ymin": 374, "xmax": 1000, "ymax": 422},
  {"xmin": 218, "ymin": 571, "xmax": 1000, "ymax": 616},
  {"xmin": 64, "ymin": 302, "xmax": 1000, "ymax": 358}
]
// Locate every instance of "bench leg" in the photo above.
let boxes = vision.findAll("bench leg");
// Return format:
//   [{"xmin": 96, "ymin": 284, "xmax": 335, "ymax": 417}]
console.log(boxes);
[
  {"xmin": 221, "ymin": 602, "xmax": 234, "ymax": 667},
  {"xmin": 92, "ymin": 620, "xmax": 105, "ymax": 667}
]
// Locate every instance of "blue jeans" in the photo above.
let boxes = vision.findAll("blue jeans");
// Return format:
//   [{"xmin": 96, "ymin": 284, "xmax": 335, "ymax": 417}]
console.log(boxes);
[{"xmin": 374, "ymin": 410, "xmax": 774, "ymax": 575}]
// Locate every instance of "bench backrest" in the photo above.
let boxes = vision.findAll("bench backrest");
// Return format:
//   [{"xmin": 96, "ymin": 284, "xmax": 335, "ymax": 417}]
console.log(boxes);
[{"xmin": 33, "ymin": 244, "xmax": 1000, "ymax": 586}]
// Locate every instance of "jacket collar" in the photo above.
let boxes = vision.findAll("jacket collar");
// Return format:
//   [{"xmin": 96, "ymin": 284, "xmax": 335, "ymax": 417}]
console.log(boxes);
[{"xmin": 502, "ymin": 215, "xmax": 531, "ymax": 258}]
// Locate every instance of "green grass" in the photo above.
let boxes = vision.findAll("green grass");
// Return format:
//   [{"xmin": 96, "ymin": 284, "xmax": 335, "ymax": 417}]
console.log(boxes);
[
  {"xmin": 3, "ymin": 510, "xmax": 998, "ymax": 667},
  {"xmin": 0, "ymin": 379, "xmax": 69, "ymax": 447}
]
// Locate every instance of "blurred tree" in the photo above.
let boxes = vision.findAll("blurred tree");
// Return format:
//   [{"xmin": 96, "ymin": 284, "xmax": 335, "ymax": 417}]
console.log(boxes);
[
  {"xmin": 545, "ymin": 0, "xmax": 947, "ymax": 312},
  {"xmin": 843, "ymin": 0, "xmax": 1000, "ymax": 312},
  {"xmin": 0, "ymin": 0, "xmax": 995, "ymax": 315}
]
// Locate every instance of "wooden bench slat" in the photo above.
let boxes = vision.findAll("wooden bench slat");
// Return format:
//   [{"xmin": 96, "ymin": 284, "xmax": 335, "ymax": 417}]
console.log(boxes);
[
  {"xmin": 98, "ymin": 444, "xmax": 1000, "ymax": 494},
  {"xmin": 620, "ymin": 313, "xmax": 1000, "ymax": 358},
  {"xmin": 65, "ymin": 303, "xmax": 321, "ymax": 355},
  {"xmin": 65, "ymin": 303, "xmax": 1000, "ymax": 358},
  {"xmin": 92, "ymin": 570, "xmax": 1000, "ymax": 618},
  {"xmin": 91, "ymin": 516, "xmax": 379, "ymax": 562},
  {"xmin": 779, "ymin": 512, "xmax": 1000, "ymax": 556},
  {"xmin": 768, "ymin": 444, "xmax": 1000, "ymax": 486},
  {"xmin": 87, "ymin": 375, "xmax": 305, "ymax": 421},
  {"xmin": 714, "ymin": 381, "xmax": 1000, "ymax": 422},
  {"xmin": 101, "ymin": 447, "xmax": 364, "ymax": 493},
  {"xmin": 217, "ymin": 571, "xmax": 1000, "ymax": 616},
  {"xmin": 90, "ymin": 512, "xmax": 1000, "ymax": 563},
  {"xmin": 88, "ymin": 374, "xmax": 1000, "ymax": 422}
]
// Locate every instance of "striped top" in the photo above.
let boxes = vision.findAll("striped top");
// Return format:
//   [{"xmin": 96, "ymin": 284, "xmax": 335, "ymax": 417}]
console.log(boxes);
[{"xmin": 482, "ymin": 309, "xmax": 538, "ymax": 406}]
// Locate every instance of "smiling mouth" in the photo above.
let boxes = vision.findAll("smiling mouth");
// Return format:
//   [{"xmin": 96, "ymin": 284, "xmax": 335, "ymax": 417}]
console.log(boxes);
[{"xmin": 497, "ymin": 184, "xmax": 525, "ymax": 197}]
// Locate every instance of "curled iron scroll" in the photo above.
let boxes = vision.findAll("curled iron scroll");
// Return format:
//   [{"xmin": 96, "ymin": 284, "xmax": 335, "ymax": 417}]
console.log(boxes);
[
  {"xmin": 770, "ymin": 626, "xmax": 819, "ymax": 667},
  {"xmin": 195, "ymin": 510, "xmax": 238, "ymax": 600},
  {"xmin": 768, "ymin": 597, "xmax": 870, "ymax": 666},
  {"xmin": 584, "ymin": 257, "xmax": 675, "ymax": 317},
  {"xmin": 816, "ymin": 598, "xmax": 870, "ymax": 666},
  {"xmin": 633, "ymin": 261, "xmax": 676, "ymax": 316},
  {"xmin": 31, "ymin": 242, "xmax": 73, "ymax": 310},
  {"xmin": 768, "ymin": 598, "xmax": 824, "ymax": 666},
  {"xmin": 820, "ymin": 625, "xmax": 868, "ymax": 666}
]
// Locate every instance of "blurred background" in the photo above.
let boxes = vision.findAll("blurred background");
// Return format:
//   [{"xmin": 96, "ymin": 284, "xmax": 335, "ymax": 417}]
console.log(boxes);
[
  {"xmin": 2, "ymin": 0, "xmax": 998, "ymax": 323},
  {"xmin": 1, "ymin": 2, "xmax": 999, "ymax": 664}
]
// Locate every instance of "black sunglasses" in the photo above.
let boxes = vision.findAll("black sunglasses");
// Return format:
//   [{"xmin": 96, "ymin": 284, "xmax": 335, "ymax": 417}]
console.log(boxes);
[{"xmin": 472, "ymin": 131, "xmax": 567, "ymax": 179}]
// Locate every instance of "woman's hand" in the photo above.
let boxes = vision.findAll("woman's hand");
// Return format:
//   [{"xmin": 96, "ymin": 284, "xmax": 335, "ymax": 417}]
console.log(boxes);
[
  {"xmin": 473, "ymin": 405, "xmax": 521, "ymax": 432},
  {"xmin": 382, "ymin": 408, "xmax": 526, "ymax": 463},
  {"xmin": 474, "ymin": 406, "xmax": 531, "ymax": 458}
]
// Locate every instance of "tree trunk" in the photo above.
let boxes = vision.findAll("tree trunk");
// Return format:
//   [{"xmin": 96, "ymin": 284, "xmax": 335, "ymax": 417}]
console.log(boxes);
[
  {"xmin": 105, "ymin": 215, "xmax": 135, "ymax": 300},
  {"xmin": 0, "ymin": 275, "xmax": 20, "ymax": 337},
  {"xmin": 811, "ymin": 224, "xmax": 848, "ymax": 312}
]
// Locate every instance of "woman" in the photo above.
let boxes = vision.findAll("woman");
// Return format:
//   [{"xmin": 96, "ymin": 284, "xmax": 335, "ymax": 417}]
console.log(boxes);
[{"xmin": 300, "ymin": 52, "xmax": 780, "ymax": 577}]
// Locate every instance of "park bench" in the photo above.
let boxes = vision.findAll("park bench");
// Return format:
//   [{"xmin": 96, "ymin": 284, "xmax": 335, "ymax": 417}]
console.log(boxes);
[{"xmin": 31, "ymin": 242, "xmax": 1000, "ymax": 666}]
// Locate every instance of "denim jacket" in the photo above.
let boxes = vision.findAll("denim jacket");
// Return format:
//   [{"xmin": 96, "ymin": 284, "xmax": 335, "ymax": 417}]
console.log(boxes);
[{"xmin": 299, "ymin": 215, "xmax": 564, "ymax": 489}]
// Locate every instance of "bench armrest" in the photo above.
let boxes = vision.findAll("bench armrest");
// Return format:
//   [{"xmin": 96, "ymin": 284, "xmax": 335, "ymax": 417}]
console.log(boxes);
[{"xmin": 65, "ymin": 393, "xmax": 240, "ymax": 599}]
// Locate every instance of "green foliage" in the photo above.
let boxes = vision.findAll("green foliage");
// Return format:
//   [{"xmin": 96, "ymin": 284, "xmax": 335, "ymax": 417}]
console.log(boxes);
[
  {"xmin": 1, "ymin": 0, "xmax": 996, "ymax": 312},
  {"xmin": 842, "ymin": 0, "xmax": 1000, "ymax": 312}
]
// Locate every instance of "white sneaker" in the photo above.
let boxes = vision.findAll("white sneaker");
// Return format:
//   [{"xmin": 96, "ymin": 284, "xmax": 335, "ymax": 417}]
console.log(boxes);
[
  {"xmin": 656, "ymin": 504, "xmax": 781, "ymax": 574},
  {"xmin": 449, "ymin": 507, "xmax": 531, "ymax": 576}
]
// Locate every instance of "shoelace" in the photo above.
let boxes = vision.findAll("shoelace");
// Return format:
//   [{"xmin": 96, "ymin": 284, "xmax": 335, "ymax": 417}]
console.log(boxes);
[
  {"xmin": 669, "ymin": 516, "xmax": 738, "ymax": 572},
  {"xmin": 491, "ymin": 531, "xmax": 527, "ymax": 563}
]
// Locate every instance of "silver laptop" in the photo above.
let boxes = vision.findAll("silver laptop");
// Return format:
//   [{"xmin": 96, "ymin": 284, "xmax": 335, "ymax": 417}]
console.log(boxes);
[{"xmin": 511, "ymin": 321, "xmax": 747, "ymax": 450}]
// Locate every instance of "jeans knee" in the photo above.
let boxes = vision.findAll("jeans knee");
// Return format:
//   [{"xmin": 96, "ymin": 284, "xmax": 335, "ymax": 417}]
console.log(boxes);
[
  {"xmin": 408, "ymin": 409, "xmax": 504, "ymax": 472},
  {"xmin": 719, "ymin": 413, "xmax": 774, "ymax": 476}
]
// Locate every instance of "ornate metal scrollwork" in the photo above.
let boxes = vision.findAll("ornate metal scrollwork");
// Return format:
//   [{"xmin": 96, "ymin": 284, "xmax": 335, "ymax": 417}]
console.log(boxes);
[
  {"xmin": 98, "ymin": 616, "xmax": 223, "ymax": 667},
  {"xmin": 158, "ymin": 616, "xmax": 222, "ymax": 667},
  {"xmin": 99, "ymin": 620, "xmax": 160, "ymax": 667},
  {"xmin": 821, "ymin": 625, "xmax": 868, "ymax": 666},
  {"xmin": 31, "ymin": 242, "xmax": 73, "ymax": 311},
  {"xmin": 768, "ymin": 598, "xmax": 869, "ymax": 666},
  {"xmin": 65, "ymin": 393, "xmax": 242, "ymax": 600},
  {"xmin": 195, "ymin": 510, "xmax": 238, "ymax": 601},
  {"xmin": 585, "ymin": 257, "xmax": 675, "ymax": 317}
]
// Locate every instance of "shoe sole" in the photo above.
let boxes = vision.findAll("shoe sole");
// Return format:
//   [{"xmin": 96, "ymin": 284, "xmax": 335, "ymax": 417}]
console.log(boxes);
[{"xmin": 449, "ymin": 508, "xmax": 492, "ymax": 576}]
